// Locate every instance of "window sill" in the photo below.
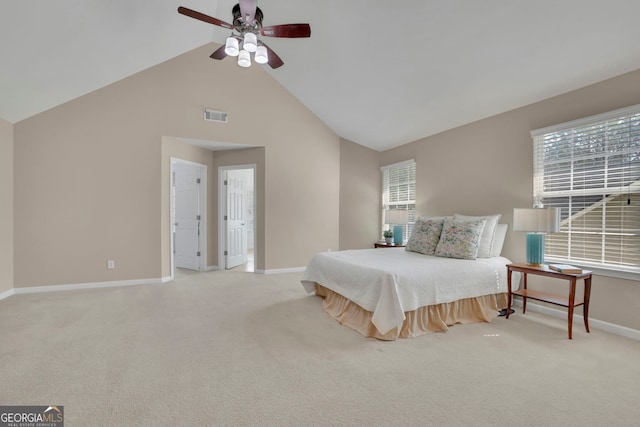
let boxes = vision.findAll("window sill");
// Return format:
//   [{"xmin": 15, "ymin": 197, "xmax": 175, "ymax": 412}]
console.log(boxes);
[{"xmin": 545, "ymin": 258, "xmax": 640, "ymax": 282}]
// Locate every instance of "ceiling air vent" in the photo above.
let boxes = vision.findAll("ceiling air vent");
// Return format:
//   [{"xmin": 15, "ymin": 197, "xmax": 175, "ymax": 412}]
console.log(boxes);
[{"xmin": 204, "ymin": 108, "xmax": 228, "ymax": 123}]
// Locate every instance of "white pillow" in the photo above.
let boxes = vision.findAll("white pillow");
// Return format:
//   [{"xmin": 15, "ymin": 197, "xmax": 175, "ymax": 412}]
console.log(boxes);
[
  {"xmin": 453, "ymin": 213, "xmax": 502, "ymax": 258},
  {"xmin": 490, "ymin": 224, "xmax": 508, "ymax": 257}
]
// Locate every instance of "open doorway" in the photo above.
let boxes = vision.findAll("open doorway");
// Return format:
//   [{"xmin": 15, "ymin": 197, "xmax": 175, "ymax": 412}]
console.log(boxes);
[
  {"xmin": 218, "ymin": 165, "xmax": 256, "ymax": 272},
  {"xmin": 170, "ymin": 158, "xmax": 207, "ymax": 278}
]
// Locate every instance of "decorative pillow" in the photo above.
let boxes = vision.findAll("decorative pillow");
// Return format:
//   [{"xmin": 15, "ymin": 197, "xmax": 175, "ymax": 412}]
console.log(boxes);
[
  {"xmin": 405, "ymin": 217, "xmax": 445, "ymax": 255},
  {"xmin": 435, "ymin": 218, "xmax": 487, "ymax": 260},
  {"xmin": 490, "ymin": 224, "xmax": 508, "ymax": 257},
  {"xmin": 453, "ymin": 213, "xmax": 502, "ymax": 258}
]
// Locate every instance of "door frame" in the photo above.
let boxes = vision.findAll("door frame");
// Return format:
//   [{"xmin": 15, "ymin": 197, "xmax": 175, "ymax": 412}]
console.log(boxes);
[
  {"xmin": 218, "ymin": 164, "xmax": 257, "ymax": 271},
  {"xmin": 170, "ymin": 157, "xmax": 207, "ymax": 279}
]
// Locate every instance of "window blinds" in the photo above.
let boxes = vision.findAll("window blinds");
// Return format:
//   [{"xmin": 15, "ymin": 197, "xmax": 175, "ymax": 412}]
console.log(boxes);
[
  {"xmin": 531, "ymin": 104, "xmax": 640, "ymax": 272},
  {"xmin": 381, "ymin": 160, "xmax": 416, "ymax": 241}
]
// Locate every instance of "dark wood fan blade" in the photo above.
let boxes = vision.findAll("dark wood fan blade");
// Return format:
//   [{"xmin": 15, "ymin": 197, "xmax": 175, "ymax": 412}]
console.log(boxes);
[
  {"xmin": 178, "ymin": 6, "xmax": 233, "ymax": 30},
  {"xmin": 239, "ymin": 0, "xmax": 257, "ymax": 24},
  {"xmin": 261, "ymin": 23, "xmax": 311, "ymax": 38},
  {"xmin": 210, "ymin": 45, "xmax": 227, "ymax": 60},
  {"xmin": 261, "ymin": 43, "xmax": 284, "ymax": 69}
]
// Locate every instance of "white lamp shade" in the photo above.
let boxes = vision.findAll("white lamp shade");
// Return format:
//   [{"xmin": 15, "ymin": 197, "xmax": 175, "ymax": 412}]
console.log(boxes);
[
  {"xmin": 224, "ymin": 37, "xmax": 239, "ymax": 56},
  {"xmin": 254, "ymin": 45, "xmax": 269, "ymax": 64},
  {"xmin": 513, "ymin": 208, "xmax": 560, "ymax": 232},
  {"xmin": 243, "ymin": 32, "xmax": 258, "ymax": 52},
  {"xmin": 237, "ymin": 50, "xmax": 251, "ymax": 68},
  {"xmin": 385, "ymin": 209, "xmax": 409, "ymax": 225}
]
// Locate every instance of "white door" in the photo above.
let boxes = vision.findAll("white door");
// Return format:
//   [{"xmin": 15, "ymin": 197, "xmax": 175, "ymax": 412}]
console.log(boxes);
[
  {"xmin": 174, "ymin": 163, "xmax": 201, "ymax": 270},
  {"xmin": 226, "ymin": 170, "xmax": 248, "ymax": 269}
]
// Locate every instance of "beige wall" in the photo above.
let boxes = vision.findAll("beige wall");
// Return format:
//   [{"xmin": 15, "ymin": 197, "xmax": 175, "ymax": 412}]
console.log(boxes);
[
  {"xmin": 339, "ymin": 138, "xmax": 381, "ymax": 249},
  {"xmin": 0, "ymin": 118, "xmax": 13, "ymax": 295},
  {"xmin": 372, "ymin": 68, "xmax": 640, "ymax": 330},
  {"xmin": 13, "ymin": 43, "xmax": 340, "ymax": 287},
  {"xmin": 262, "ymin": 124, "xmax": 340, "ymax": 268}
]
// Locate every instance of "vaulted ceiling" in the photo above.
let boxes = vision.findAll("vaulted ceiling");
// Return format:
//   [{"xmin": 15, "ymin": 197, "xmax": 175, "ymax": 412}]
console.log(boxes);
[{"xmin": 3, "ymin": 1, "xmax": 640, "ymax": 151}]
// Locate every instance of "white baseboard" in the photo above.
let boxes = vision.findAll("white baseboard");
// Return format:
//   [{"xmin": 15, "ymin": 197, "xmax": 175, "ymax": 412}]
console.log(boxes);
[
  {"xmin": 255, "ymin": 267, "xmax": 306, "ymax": 275},
  {"xmin": 0, "ymin": 288, "xmax": 15, "ymax": 302},
  {"xmin": 11, "ymin": 277, "xmax": 169, "ymax": 296},
  {"xmin": 513, "ymin": 300, "xmax": 640, "ymax": 341}
]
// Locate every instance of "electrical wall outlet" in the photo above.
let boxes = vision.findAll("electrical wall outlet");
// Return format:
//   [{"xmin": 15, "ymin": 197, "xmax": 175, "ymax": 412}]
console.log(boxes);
[{"xmin": 107, "ymin": 260, "xmax": 115, "ymax": 270}]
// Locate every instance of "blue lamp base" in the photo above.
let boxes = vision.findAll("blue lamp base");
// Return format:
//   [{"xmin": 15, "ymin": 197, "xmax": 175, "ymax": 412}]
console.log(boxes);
[
  {"xmin": 526, "ymin": 233, "xmax": 546, "ymax": 265},
  {"xmin": 393, "ymin": 225, "xmax": 403, "ymax": 245}
]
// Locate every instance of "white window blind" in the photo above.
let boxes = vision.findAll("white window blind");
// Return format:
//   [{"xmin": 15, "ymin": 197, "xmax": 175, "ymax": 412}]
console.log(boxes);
[
  {"xmin": 381, "ymin": 160, "xmax": 416, "ymax": 241},
  {"xmin": 531, "ymin": 104, "xmax": 640, "ymax": 274}
]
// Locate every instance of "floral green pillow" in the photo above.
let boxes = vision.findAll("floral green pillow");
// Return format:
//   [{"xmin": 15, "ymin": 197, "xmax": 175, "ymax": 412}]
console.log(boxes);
[
  {"xmin": 405, "ymin": 217, "xmax": 445, "ymax": 255},
  {"xmin": 434, "ymin": 218, "xmax": 487, "ymax": 260}
]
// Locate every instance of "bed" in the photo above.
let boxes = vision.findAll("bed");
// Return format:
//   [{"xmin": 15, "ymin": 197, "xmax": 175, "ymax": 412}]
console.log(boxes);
[{"xmin": 301, "ymin": 215, "xmax": 518, "ymax": 340}]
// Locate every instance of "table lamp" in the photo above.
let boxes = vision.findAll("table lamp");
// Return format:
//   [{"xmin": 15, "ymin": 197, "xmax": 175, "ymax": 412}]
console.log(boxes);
[
  {"xmin": 513, "ymin": 207, "xmax": 560, "ymax": 266},
  {"xmin": 385, "ymin": 209, "xmax": 409, "ymax": 245}
]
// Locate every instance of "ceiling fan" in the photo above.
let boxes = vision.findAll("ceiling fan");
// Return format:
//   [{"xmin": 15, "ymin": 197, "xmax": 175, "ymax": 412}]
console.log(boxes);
[{"xmin": 178, "ymin": 0, "xmax": 311, "ymax": 69}]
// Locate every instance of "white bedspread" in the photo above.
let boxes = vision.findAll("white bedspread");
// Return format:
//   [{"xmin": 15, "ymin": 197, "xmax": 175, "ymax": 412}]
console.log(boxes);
[{"xmin": 301, "ymin": 248, "xmax": 514, "ymax": 335}]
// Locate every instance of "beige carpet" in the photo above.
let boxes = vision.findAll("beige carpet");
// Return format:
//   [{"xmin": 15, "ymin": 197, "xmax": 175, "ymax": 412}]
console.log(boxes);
[{"xmin": 1, "ymin": 269, "xmax": 639, "ymax": 426}]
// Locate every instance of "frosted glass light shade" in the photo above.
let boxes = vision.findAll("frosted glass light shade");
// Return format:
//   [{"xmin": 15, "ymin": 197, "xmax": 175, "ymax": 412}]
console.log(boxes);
[
  {"xmin": 254, "ymin": 45, "xmax": 269, "ymax": 64},
  {"xmin": 243, "ymin": 32, "xmax": 258, "ymax": 52},
  {"xmin": 224, "ymin": 37, "xmax": 239, "ymax": 56},
  {"xmin": 237, "ymin": 50, "xmax": 251, "ymax": 67}
]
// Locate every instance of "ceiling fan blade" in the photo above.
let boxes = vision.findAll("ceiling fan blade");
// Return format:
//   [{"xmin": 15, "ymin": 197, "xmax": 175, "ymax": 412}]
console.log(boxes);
[
  {"xmin": 261, "ymin": 43, "xmax": 284, "ymax": 69},
  {"xmin": 261, "ymin": 23, "xmax": 311, "ymax": 38},
  {"xmin": 239, "ymin": 0, "xmax": 257, "ymax": 24},
  {"xmin": 177, "ymin": 6, "xmax": 233, "ymax": 30},
  {"xmin": 210, "ymin": 45, "xmax": 227, "ymax": 60}
]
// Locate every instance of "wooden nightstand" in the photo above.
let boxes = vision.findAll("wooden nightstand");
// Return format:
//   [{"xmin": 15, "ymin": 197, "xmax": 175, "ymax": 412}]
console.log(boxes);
[
  {"xmin": 374, "ymin": 242, "xmax": 405, "ymax": 248},
  {"xmin": 506, "ymin": 263, "xmax": 592, "ymax": 339}
]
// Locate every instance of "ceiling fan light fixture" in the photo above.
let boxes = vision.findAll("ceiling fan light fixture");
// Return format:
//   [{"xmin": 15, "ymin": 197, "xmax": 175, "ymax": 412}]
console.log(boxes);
[
  {"xmin": 224, "ymin": 37, "xmax": 239, "ymax": 56},
  {"xmin": 254, "ymin": 46, "xmax": 269, "ymax": 64},
  {"xmin": 178, "ymin": 3, "xmax": 311, "ymax": 69},
  {"xmin": 243, "ymin": 32, "xmax": 258, "ymax": 52},
  {"xmin": 238, "ymin": 50, "xmax": 251, "ymax": 68}
]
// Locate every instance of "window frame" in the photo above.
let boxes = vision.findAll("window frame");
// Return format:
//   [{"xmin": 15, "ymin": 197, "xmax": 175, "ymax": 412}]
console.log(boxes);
[
  {"xmin": 530, "ymin": 104, "xmax": 640, "ymax": 281},
  {"xmin": 381, "ymin": 159, "xmax": 416, "ymax": 243}
]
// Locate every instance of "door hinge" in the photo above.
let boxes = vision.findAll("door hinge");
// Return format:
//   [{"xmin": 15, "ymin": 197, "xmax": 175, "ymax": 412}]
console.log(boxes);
[
  {"xmin": 224, "ymin": 250, "xmax": 228, "ymax": 256},
  {"xmin": 197, "ymin": 251, "xmax": 201, "ymax": 257},
  {"xmin": 224, "ymin": 215, "xmax": 228, "ymax": 220},
  {"xmin": 196, "ymin": 215, "xmax": 201, "ymax": 220},
  {"xmin": 224, "ymin": 180, "xmax": 228, "ymax": 185},
  {"xmin": 197, "ymin": 178, "xmax": 201, "ymax": 184}
]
